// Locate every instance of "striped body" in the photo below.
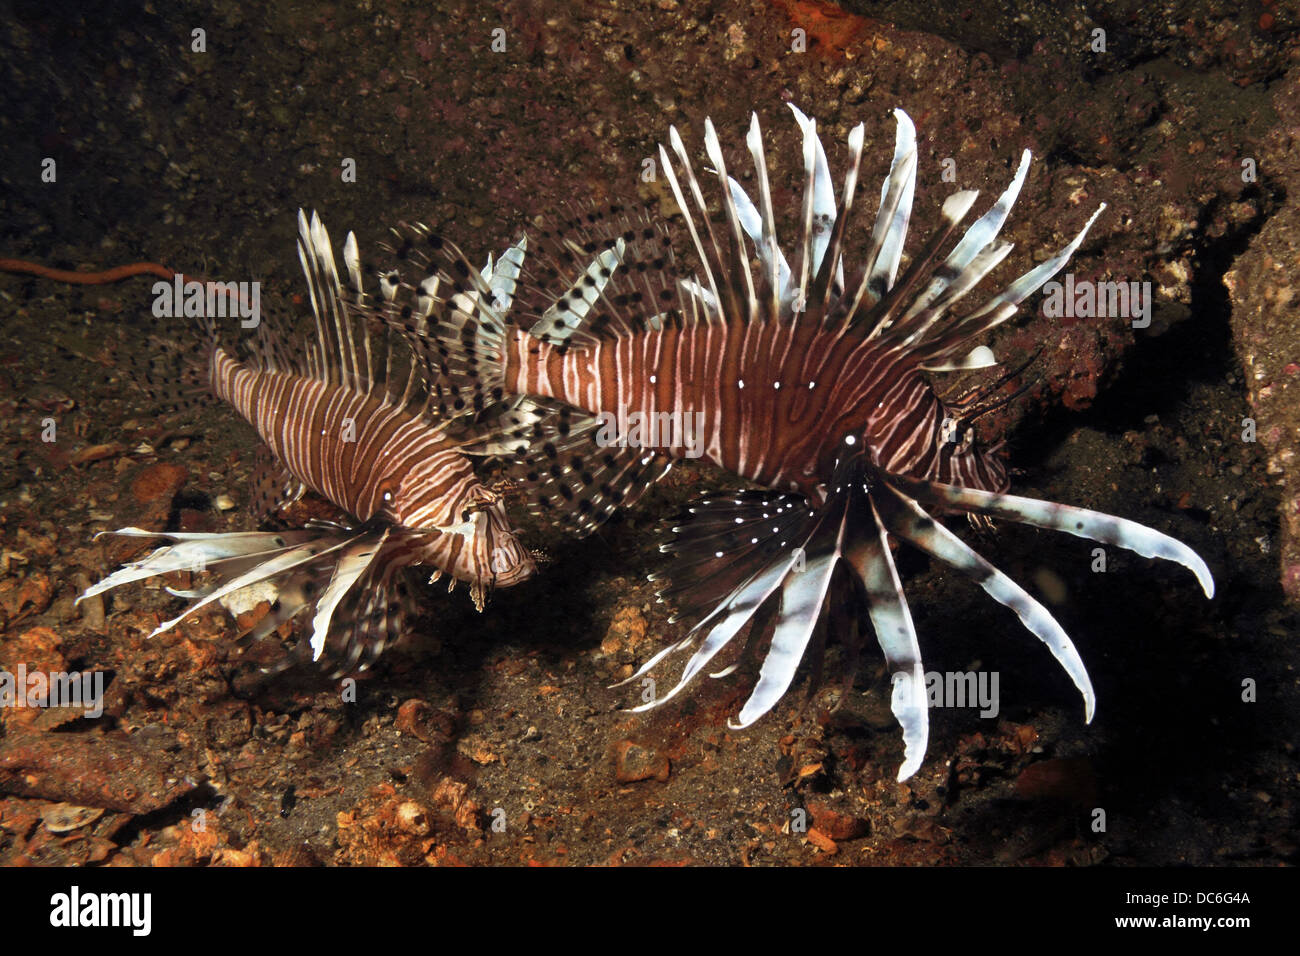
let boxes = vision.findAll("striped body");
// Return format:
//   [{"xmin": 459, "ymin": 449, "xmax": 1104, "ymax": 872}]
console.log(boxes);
[
  {"xmin": 77, "ymin": 211, "xmax": 536, "ymax": 678},
  {"xmin": 503, "ymin": 315, "xmax": 1007, "ymax": 502},
  {"xmin": 411, "ymin": 107, "xmax": 1214, "ymax": 779},
  {"xmin": 210, "ymin": 347, "xmax": 530, "ymax": 588}
]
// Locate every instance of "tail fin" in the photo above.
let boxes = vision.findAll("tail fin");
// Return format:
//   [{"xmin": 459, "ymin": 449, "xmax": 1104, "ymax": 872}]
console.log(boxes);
[{"xmin": 131, "ymin": 324, "xmax": 221, "ymax": 415}]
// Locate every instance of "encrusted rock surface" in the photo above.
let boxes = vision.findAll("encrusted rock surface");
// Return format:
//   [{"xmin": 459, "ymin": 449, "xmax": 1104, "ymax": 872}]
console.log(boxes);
[{"xmin": 1227, "ymin": 67, "xmax": 1300, "ymax": 603}]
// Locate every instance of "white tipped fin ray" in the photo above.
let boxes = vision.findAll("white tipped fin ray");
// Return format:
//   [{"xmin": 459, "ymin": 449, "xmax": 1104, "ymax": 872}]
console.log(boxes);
[
  {"xmin": 625, "ymin": 551, "xmax": 796, "ymax": 712},
  {"xmin": 875, "ymin": 481, "xmax": 1097, "ymax": 723},
  {"xmin": 309, "ymin": 529, "xmax": 390, "ymax": 660},
  {"xmin": 76, "ymin": 529, "xmax": 317, "ymax": 604},
  {"xmin": 147, "ymin": 536, "xmax": 354, "ymax": 639},
  {"xmin": 787, "ymin": 103, "xmax": 837, "ymax": 279},
  {"xmin": 703, "ymin": 118, "xmax": 759, "ymax": 319},
  {"xmin": 894, "ymin": 475, "xmax": 1215, "ymax": 598},
  {"xmin": 298, "ymin": 210, "xmax": 362, "ymax": 389},
  {"xmin": 942, "ymin": 149, "xmax": 1031, "ymax": 275},
  {"xmin": 843, "ymin": 495, "xmax": 928, "ymax": 781},
  {"xmin": 920, "ymin": 345, "xmax": 998, "ymax": 372},
  {"xmin": 732, "ymin": 521, "xmax": 844, "ymax": 728},
  {"xmin": 868, "ymin": 109, "xmax": 918, "ymax": 293}
]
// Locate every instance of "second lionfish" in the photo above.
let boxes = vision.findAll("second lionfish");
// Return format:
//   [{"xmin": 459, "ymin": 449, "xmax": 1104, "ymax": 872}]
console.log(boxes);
[
  {"xmin": 76, "ymin": 211, "xmax": 535, "ymax": 675},
  {"xmin": 400, "ymin": 106, "xmax": 1214, "ymax": 780}
]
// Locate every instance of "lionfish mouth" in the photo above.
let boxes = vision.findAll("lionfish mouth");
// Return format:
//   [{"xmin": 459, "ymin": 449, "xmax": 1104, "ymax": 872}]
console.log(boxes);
[{"xmin": 607, "ymin": 107, "xmax": 1216, "ymax": 781}]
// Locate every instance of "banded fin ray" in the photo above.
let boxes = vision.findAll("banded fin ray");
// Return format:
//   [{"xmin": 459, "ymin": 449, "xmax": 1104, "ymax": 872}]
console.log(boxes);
[
  {"xmin": 298, "ymin": 209, "xmax": 364, "ymax": 390},
  {"xmin": 892, "ymin": 474, "xmax": 1215, "ymax": 598},
  {"xmin": 811, "ymin": 120, "xmax": 863, "ymax": 313},
  {"xmin": 481, "ymin": 399, "xmax": 674, "ymax": 535},
  {"xmin": 624, "ymin": 513, "xmax": 808, "ymax": 712},
  {"xmin": 732, "ymin": 505, "xmax": 847, "ymax": 727},
  {"xmin": 652, "ymin": 492, "xmax": 813, "ymax": 624},
  {"xmin": 786, "ymin": 103, "xmax": 838, "ymax": 284},
  {"xmin": 857, "ymin": 108, "xmax": 918, "ymax": 308},
  {"xmin": 520, "ymin": 206, "xmax": 677, "ymax": 343},
  {"xmin": 308, "ymin": 527, "xmax": 391, "ymax": 660},
  {"xmin": 842, "ymin": 492, "xmax": 928, "ymax": 782},
  {"xmin": 873, "ymin": 480, "xmax": 1097, "ymax": 722},
  {"xmin": 76, "ymin": 528, "xmax": 321, "ymax": 603},
  {"xmin": 916, "ymin": 203, "xmax": 1107, "ymax": 365},
  {"xmin": 79, "ymin": 525, "xmax": 424, "ymax": 676},
  {"xmin": 744, "ymin": 112, "xmax": 785, "ymax": 318},
  {"xmin": 528, "ymin": 240, "xmax": 627, "ymax": 347},
  {"xmin": 894, "ymin": 148, "xmax": 1031, "ymax": 344},
  {"xmin": 662, "ymin": 126, "xmax": 728, "ymax": 316},
  {"xmin": 862, "ymin": 189, "xmax": 979, "ymax": 338},
  {"xmin": 703, "ymin": 118, "xmax": 760, "ymax": 325},
  {"xmin": 724, "ymin": 172, "xmax": 790, "ymax": 311}
]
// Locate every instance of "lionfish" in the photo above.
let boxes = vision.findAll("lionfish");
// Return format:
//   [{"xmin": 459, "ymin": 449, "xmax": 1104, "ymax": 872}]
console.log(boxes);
[
  {"xmin": 73, "ymin": 211, "xmax": 535, "ymax": 675},
  {"xmin": 392, "ymin": 106, "xmax": 1215, "ymax": 780}
]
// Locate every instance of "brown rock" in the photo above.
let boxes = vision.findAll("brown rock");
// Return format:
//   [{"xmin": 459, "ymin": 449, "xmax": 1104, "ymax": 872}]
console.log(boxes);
[
  {"xmin": 130, "ymin": 462, "xmax": 188, "ymax": 506},
  {"xmin": 70, "ymin": 443, "xmax": 125, "ymax": 466},
  {"xmin": 395, "ymin": 801, "xmax": 430, "ymax": 836},
  {"xmin": 612, "ymin": 740, "xmax": 670, "ymax": 783},
  {"xmin": 1015, "ymin": 757, "xmax": 1098, "ymax": 806},
  {"xmin": 214, "ymin": 842, "xmax": 264, "ymax": 867},
  {"xmin": 395, "ymin": 698, "xmax": 456, "ymax": 743},
  {"xmin": 600, "ymin": 605, "xmax": 649, "ymax": 657},
  {"xmin": 806, "ymin": 827, "xmax": 839, "ymax": 855},
  {"xmin": 430, "ymin": 777, "xmax": 469, "ymax": 813},
  {"xmin": 1226, "ymin": 66, "xmax": 1300, "ymax": 603},
  {"xmin": 0, "ymin": 575, "xmax": 54, "ymax": 625},
  {"xmin": 271, "ymin": 846, "xmax": 322, "ymax": 866},
  {"xmin": 453, "ymin": 799, "xmax": 482, "ymax": 833},
  {"xmin": 805, "ymin": 797, "xmax": 870, "ymax": 841},
  {"xmin": 0, "ymin": 727, "xmax": 194, "ymax": 814},
  {"xmin": 3, "ymin": 626, "xmax": 66, "ymax": 672}
]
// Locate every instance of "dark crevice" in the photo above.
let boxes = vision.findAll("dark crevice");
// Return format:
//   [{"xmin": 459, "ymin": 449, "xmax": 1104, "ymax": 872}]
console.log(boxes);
[{"xmin": 1011, "ymin": 179, "xmax": 1281, "ymax": 464}]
